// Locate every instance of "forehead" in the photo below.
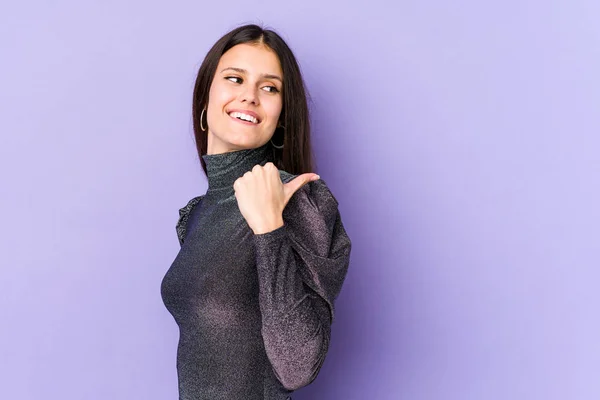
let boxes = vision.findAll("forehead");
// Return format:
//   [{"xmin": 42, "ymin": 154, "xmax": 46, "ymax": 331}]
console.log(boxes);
[{"xmin": 218, "ymin": 43, "xmax": 283, "ymax": 76}]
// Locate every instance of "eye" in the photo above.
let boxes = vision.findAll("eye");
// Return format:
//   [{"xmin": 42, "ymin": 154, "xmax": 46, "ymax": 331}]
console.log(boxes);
[
  {"xmin": 225, "ymin": 76, "xmax": 242, "ymax": 84},
  {"xmin": 225, "ymin": 76, "xmax": 280, "ymax": 93},
  {"xmin": 262, "ymin": 85, "xmax": 280, "ymax": 93}
]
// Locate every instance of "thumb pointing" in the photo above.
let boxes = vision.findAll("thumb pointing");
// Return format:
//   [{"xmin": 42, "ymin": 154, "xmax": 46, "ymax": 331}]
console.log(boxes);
[{"xmin": 283, "ymin": 173, "xmax": 320, "ymax": 204}]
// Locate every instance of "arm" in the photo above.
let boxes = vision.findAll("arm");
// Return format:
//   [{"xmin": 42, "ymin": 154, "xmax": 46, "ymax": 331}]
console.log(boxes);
[
  {"xmin": 253, "ymin": 180, "xmax": 352, "ymax": 391},
  {"xmin": 254, "ymin": 225, "xmax": 332, "ymax": 391}
]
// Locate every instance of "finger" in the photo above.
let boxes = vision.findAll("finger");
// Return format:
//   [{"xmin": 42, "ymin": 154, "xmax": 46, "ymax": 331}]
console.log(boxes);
[{"xmin": 283, "ymin": 173, "xmax": 320, "ymax": 203}]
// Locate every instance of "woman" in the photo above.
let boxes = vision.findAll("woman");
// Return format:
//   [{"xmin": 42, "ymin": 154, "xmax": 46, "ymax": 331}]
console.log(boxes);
[{"xmin": 161, "ymin": 24, "xmax": 352, "ymax": 400}]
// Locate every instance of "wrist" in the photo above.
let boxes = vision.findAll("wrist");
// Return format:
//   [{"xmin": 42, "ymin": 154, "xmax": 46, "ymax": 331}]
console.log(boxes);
[{"xmin": 252, "ymin": 216, "xmax": 284, "ymax": 235}]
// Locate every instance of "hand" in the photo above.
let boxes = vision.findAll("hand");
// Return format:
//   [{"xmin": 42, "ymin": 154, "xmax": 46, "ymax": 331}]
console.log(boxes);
[{"xmin": 233, "ymin": 162, "xmax": 320, "ymax": 235}]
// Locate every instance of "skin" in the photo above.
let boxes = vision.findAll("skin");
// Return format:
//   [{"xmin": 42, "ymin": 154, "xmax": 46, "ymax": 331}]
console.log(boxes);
[
  {"xmin": 204, "ymin": 43, "xmax": 319, "ymax": 235},
  {"xmin": 206, "ymin": 42, "xmax": 284, "ymax": 156}
]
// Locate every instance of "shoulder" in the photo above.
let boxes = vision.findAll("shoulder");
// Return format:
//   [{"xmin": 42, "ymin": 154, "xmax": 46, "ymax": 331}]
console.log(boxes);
[
  {"xmin": 278, "ymin": 170, "xmax": 340, "ymax": 213},
  {"xmin": 177, "ymin": 195, "xmax": 204, "ymax": 218},
  {"xmin": 175, "ymin": 195, "xmax": 204, "ymax": 246},
  {"xmin": 278, "ymin": 170, "xmax": 345, "ymax": 250}
]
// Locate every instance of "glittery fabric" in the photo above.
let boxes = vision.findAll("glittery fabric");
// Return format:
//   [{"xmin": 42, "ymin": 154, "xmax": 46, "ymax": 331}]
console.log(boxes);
[{"xmin": 160, "ymin": 142, "xmax": 352, "ymax": 399}]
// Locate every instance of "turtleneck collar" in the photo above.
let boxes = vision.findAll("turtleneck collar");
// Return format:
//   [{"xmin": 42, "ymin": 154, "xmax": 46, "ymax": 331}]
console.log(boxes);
[{"xmin": 202, "ymin": 142, "xmax": 274, "ymax": 191}]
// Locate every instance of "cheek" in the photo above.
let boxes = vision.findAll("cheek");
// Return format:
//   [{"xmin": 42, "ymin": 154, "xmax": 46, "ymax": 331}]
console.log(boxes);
[
  {"xmin": 207, "ymin": 81, "xmax": 234, "ymax": 112},
  {"xmin": 263, "ymin": 98, "xmax": 283, "ymax": 124}
]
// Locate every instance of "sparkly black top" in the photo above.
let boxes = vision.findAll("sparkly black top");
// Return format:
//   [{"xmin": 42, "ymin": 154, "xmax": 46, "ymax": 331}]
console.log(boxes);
[{"xmin": 160, "ymin": 142, "xmax": 352, "ymax": 399}]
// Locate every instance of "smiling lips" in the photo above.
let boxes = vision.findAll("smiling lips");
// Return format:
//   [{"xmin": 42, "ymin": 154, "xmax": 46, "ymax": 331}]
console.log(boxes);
[{"xmin": 228, "ymin": 110, "xmax": 260, "ymax": 125}]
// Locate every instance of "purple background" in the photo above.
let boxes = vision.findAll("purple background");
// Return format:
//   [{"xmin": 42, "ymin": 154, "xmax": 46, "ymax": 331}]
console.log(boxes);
[{"xmin": 1, "ymin": 1, "xmax": 599, "ymax": 399}]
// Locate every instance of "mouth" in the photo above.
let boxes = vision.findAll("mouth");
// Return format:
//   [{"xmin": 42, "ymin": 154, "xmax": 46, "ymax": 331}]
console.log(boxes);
[{"xmin": 227, "ymin": 111, "xmax": 261, "ymax": 125}]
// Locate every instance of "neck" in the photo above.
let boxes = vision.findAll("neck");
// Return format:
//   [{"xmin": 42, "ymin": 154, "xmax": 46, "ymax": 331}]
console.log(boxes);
[{"xmin": 201, "ymin": 142, "xmax": 274, "ymax": 191}]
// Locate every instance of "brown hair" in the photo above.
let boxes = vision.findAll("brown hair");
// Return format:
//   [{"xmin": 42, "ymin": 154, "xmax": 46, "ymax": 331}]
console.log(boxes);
[{"xmin": 192, "ymin": 23, "xmax": 315, "ymax": 175}]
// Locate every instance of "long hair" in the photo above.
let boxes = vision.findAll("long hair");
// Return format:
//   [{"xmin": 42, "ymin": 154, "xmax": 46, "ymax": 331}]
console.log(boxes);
[{"xmin": 191, "ymin": 23, "xmax": 315, "ymax": 175}]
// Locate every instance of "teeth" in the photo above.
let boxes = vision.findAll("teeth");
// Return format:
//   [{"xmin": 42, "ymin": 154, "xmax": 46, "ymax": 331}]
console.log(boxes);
[{"xmin": 229, "ymin": 111, "xmax": 258, "ymax": 124}]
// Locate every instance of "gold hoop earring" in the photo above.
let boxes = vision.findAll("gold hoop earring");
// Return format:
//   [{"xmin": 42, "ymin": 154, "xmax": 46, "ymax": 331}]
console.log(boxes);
[{"xmin": 200, "ymin": 108, "xmax": 206, "ymax": 131}]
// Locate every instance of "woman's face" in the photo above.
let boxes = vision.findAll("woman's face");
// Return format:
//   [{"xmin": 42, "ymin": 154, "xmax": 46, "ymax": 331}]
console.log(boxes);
[{"xmin": 205, "ymin": 43, "xmax": 284, "ymax": 155}]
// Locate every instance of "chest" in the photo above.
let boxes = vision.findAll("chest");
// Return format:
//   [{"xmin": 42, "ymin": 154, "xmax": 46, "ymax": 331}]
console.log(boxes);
[{"xmin": 161, "ymin": 194, "xmax": 259, "ymax": 318}]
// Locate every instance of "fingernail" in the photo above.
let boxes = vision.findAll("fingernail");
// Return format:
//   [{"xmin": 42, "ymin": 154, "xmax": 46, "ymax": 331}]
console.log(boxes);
[{"xmin": 312, "ymin": 175, "xmax": 320, "ymax": 181}]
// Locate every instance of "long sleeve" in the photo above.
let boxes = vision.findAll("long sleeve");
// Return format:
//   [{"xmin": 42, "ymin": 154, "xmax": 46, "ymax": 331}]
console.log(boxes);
[
  {"xmin": 164, "ymin": 145, "xmax": 352, "ymax": 398},
  {"xmin": 253, "ymin": 178, "xmax": 352, "ymax": 391}
]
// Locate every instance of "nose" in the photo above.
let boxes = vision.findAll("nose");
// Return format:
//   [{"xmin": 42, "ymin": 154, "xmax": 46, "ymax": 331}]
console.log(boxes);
[{"xmin": 239, "ymin": 84, "xmax": 259, "ymax": 105}]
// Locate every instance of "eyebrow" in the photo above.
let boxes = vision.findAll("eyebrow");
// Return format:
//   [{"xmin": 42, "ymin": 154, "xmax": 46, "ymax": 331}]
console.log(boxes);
[{"xmin": 220, "ymin": 67, "xmax": 282, "ymax": 83}]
